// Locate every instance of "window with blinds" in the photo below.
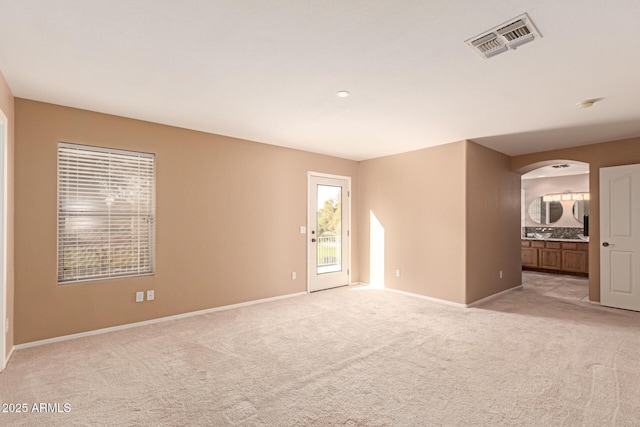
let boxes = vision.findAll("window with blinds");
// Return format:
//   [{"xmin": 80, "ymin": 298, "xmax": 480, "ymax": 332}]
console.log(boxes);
[{"xmin": 57, "ymin": 142, "xmax": 155, "ymax": 283}]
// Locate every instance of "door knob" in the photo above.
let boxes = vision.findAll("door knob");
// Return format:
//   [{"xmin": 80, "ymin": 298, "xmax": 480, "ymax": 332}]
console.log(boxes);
[
  {"xmin": 311, "ymin": 238, "xmax": 316, "ymax": 242},
  {"xmin": 602, "ymin": 242, "xmax": 610, "ymax": 247}
]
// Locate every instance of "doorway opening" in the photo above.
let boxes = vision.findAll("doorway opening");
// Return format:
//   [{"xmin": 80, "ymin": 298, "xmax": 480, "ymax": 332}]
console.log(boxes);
[{"xmin": 520, "ymin": 161, "xmax": 590, "ymax": 300}]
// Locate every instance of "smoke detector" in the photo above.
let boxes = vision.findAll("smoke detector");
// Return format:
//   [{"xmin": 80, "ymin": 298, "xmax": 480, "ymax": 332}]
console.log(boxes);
[{"xmin": 466, "ymin": 13, "xmax": 542, "ymax": 59}]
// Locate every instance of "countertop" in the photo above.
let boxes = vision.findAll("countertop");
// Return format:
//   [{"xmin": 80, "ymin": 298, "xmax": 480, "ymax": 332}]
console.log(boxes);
[{"xmin": 522, "ymin": 237, "xmax": 589, "ymax": 243}]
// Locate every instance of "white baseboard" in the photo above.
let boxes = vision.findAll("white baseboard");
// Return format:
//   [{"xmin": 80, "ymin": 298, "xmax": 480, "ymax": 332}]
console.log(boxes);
[
  {"xmin": 383, "ymin": 287, "xmax": 468, "ymax": 308},
  {"xmin": 2, "ymin": 345, "xmax": 14, "ymax": 370},
  {"xmin": 466, "ymin": 285, "xmax": 523, "ymax": 307},
  {"xmin": 15, "ymin": 291, "xmax": 307, "ymax": 351},
  {"xmin": 360, "ymin": 283, "xmax": 523, "ymax": 308}
]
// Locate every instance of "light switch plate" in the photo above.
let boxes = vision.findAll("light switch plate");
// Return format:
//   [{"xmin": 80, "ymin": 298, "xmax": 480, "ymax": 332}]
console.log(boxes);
[
  {"xmin": 135, "ymin": 291, "xmax": 144, "ymax": 303},
  {"xmin": 299, "ymin": 226, "xmax": 306, "ymax": 234}
]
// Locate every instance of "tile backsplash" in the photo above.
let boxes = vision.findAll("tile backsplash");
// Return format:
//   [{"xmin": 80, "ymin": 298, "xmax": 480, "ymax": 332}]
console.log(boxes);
[{"xmin": 523, "ymin": 226, "xmax": 584, "ymax": 240}]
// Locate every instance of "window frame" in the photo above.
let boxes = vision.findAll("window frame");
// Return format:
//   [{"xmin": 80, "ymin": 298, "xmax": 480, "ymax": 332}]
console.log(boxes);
[{"xmin": 57, "ymin": 142, "xmax": 156, "ymax": 284}]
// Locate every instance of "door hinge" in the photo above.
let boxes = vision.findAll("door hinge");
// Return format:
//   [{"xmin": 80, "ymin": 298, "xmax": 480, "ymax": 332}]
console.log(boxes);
[
  {"xmin": 347, "ymin": 230, "xmax": 350, "ymax": 236},
  {"xmin": 348, "ymin": 191, "xmax": 350, "ymax": 197},
  {"xmin": 347, "ymin": 269, "xmax": 350, "ymax": 275}
]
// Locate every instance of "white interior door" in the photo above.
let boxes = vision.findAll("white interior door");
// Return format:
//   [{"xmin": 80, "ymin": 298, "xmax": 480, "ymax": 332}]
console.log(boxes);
[
  {"xmin": 308, "ymin": 173, "xmax": 350, "ymax": 292},
  {"xmin": 600, "ymin": 163, "xmax": 640, "ymax": 311}
]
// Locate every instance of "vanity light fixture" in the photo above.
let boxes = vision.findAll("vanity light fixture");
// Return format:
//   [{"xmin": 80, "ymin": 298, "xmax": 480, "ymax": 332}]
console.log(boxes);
[{"xmin": 543, "ymin": 191, "xmax": 590, "ymax": 202}]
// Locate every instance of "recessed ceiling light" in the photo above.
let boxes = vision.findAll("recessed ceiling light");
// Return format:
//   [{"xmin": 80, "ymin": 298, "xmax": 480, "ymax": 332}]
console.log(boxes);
[
  {"xmin": 336, "ymin": 90, "xmax": 350, "ymax": 98},
  {"xmin": 576, "ymin": 99, "xmax": 596, "ymax": 109}
]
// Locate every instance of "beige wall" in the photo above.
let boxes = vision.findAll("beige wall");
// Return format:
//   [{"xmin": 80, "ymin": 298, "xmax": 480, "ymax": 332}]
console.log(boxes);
[
  {"xmin": 465, "ymin": 142, "xmax": 522, "ymax": 303},
  {"xmin": 357, "ymin": 140, "xmax": 521, "ymax": 305},
  {"xmin": 357, "ymin": 141, "xmax": 466, "ymax": 303},
  {"xmin": 0, "ymin": 71, "xmax": 14, "ymax": 357},
  {"xmin": 17, "ymin": 93, "xmax": 629, "ymax": 343},
  {"xmin": 14, "ymin": 99, "xmax": 358, "ymax": 344},
  {"xmin": 512, "ymin": 137, "xmax": 640, "ymax": 302}
]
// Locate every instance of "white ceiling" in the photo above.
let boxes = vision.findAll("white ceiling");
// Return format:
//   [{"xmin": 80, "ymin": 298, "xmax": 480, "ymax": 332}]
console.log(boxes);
[
  {"xmin": 1, "ymin": 0, "xmax": 639, "ymax": 161},
  {"xmin": 521, "ymin": 162, "xmax": 590, "ymax": 180}
]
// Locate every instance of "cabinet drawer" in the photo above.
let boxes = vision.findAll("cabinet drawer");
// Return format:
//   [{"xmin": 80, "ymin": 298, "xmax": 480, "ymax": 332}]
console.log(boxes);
[
  {"xmin": 531, "ymin": 241, "xmax": 545, "ymax": 248},
  {"xmin": 546, "ymin": 242, "xmax": 562, "ymax": 249},
  {"xmin": 562, "ymin": 242, "xmax": 577, "ymax": 250},
  {"xmin": 521, "ymin": 240, "xmax": 531, "ymax": 247}
]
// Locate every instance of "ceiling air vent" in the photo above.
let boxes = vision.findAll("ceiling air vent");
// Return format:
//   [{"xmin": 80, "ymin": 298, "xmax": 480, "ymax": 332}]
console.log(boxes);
[
  {"xmin": 466, "ymin": 13, "xmax": 541, "ymax": 59},
  {"xmin": 470, "ymin": 33, "xmax": 507, "ymax": 58}
]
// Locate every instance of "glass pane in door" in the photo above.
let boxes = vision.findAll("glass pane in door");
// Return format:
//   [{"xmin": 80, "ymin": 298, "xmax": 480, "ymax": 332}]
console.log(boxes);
[{"xmin": 316, "ymin": 184, "xmax": 342, "ymax": 274}]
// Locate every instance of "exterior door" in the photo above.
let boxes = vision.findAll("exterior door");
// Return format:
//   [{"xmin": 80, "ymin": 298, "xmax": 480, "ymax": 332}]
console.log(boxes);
[
  {"xmin": 600, "ymin": 163, "xmax": 640, "ymax": 311},
  {"xmin": 308, "ymin": 173, "xmax": 350, "ymax": 292}
]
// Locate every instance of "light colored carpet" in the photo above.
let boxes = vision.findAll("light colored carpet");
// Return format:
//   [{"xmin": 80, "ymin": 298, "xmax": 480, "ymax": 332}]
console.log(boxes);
[{"xmin": 1, "ymin": 272, "xmax": 639, "ymax": 426}]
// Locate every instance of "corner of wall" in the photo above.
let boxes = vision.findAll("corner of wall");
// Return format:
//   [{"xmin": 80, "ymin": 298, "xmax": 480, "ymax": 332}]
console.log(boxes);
[
  {"xmin": 464, "ymin": 141, "xmax": 522, "ymax": 304},
  {"xmin": 357, "ymin": 141, "xmax": 468, "ymax": 304}
]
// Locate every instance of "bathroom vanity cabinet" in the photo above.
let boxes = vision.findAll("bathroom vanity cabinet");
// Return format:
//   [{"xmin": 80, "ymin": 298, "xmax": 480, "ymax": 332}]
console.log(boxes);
[{"xmin": 521, "ymin": 239, "xmax": 588, "ymax": 276}]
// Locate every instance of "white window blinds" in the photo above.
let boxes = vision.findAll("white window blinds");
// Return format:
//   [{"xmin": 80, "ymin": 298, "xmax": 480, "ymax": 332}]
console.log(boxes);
[{"xmin": 58, "ymin": 142, "xmax": 155, "ymax": 283}]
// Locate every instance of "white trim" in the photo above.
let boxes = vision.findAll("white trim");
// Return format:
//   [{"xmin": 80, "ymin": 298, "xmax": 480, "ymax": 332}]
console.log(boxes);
[
  {"xmin": 307, "ymin": 171, "xmax": 351, "ymax": 181},
  {"xmin": 15, "ymin": 291, "xmax": 306, "ymax": 351},
  {"xmin": 306, "ymin": 172, "xmax": 352, "ymax": 294},
  {"xmin": 0, "ymin": 108, "xmax": 7, "ymax": 371},
  {"xmin": 6, "ymin": 345, "xmax": 13, "ymax": 365},
  {"xmin": 377, "ymin": 284, "xmax": 523, "ymax": 308},
  {"xmin": 466, "ymin": 285, "xmax": 524, "ymax": 307},
  {"xmin": 384, "ymin": 287, "xmax": 468, "ymax": 308}
]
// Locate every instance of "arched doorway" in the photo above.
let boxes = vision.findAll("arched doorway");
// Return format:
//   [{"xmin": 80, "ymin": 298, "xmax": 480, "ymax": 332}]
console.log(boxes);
[{"xmin": 518, "ymin": 160, "xmax": 591, "ymax": 303}]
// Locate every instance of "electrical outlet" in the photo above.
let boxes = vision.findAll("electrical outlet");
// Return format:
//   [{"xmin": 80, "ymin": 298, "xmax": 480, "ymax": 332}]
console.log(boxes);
[
  {"xmin": 147, "ymin": 290, "xmax": 155, "ymax": 301},
  {"xmin": 395, "ymin": 269, "xmax": 401, "ymax": 278},
  {"xmin": 291, "ymin": 272, "xmax": 296, "ymax": 280},
  {"xmin": 499, "ymin": 270, "xmax": 503, "ymax": 279},
  {"xmin": 135, "ymin": 291, "xmax": 144, "ymax": 303}
]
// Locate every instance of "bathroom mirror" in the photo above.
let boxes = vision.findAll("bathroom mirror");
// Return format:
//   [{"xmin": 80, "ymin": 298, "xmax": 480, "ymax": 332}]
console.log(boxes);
[
  {"xmin": 528, "ymin": 197, "xmax": 563, "ymax": 225},
  {"xmin": 572, "ymin": 200, "xmax": 590, "ymax": 223}
]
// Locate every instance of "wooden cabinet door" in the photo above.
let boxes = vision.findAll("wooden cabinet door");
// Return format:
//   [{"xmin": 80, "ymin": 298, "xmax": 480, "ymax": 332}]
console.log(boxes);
[
  {"xmin": 539, "ymin": 249, "xmax": 561, "ymax": 270},
  {"xmin": 562, "ymin": 250, "xmax": 588, "ymax": 273},
  {"xmin": 521, "ymin": 248, "xmax": 538, "ymax": 268}
]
